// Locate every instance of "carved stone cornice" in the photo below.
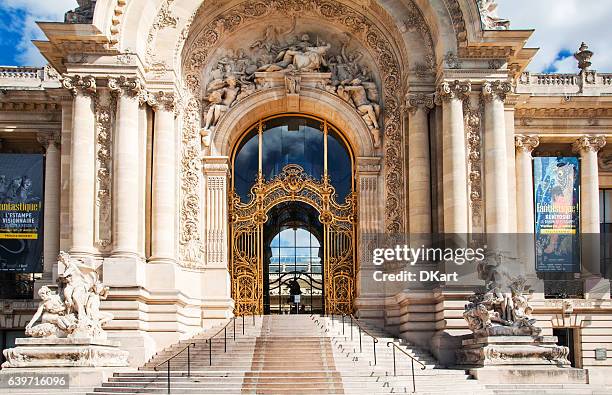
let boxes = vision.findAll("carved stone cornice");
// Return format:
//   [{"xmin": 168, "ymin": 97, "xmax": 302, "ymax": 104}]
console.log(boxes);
[
  {"xmin": 435, "ymin": 80, "xmax": 471, "ymax": 103},
  {"xmin": 108, "ymin": 76, "xmax": 143, "ymax": 98},
  {"xmin": 405, "ymin": 93, "xmax": 434, "ymax": 114},
  {"xmin": 0, "ymin": 102, "xmax": 61, "ymax": 112},
  {"xmin": 481, "ymin": 80, "xmax": 512, "ymax": 103},
  {"xmin": 147, "ymin": 91, "xmax": 177, "ymax": 113},
  {"xmin": 516, "ymin": 107, "xmax": 612, "ymax": 119},
  {"xmin": 61, "ymin": 74, "xmax": 96, "ymax": 96},
  {"xmin": 572, "ymin": 135, "xmax": 607, "ymax": 154},
  {"xmin": 36, "ymin": 133, "xmax": 60, "ymax": 149},
  {"xmin": 515, "ymin": 135, "xmax": 540, "ymax": 153}
]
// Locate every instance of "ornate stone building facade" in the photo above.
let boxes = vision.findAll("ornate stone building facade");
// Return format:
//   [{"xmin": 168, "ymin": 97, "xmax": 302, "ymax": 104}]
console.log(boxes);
[{"xmin": 0, "ymin": 0, "xmax": 611, "ymax": 385}]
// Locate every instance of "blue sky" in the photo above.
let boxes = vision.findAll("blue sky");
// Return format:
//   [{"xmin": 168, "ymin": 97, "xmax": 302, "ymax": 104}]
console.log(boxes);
[{"xmin": 0, "ymin": 0, "xmax": 610, "ymax": 73}]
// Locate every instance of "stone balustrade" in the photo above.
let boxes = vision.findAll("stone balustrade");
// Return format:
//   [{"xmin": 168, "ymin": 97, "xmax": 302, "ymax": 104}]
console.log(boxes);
[
  {"xmin": 517, "ymin": 70, "xmax": 612, "ymax": 96},
  {"xmin": 0, "ymin": 65, "xmax": 61, "ymax": 90}
]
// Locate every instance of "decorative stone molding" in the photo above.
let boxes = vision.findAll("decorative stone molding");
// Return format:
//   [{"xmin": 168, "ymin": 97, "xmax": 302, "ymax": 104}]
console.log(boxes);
[
  {"xmin": 515, "ymin": 107, "xmax": 612, "ymax": 119},
  {"xmin": 36, "ymin": 133, "xmax": 60, "ymax": 149},
  {"xmin": 444, "ymin": 51, "xmax": 462, "ymax": 69},
  {"xmin": 146, "ymin": 0, "xmax": 179, "ymax": 66},
  {"xmin": 61, "ymin": 74, "xmax": 96, "ymax": 96},
  {"xmin": 572, "ymin": 135, "xmax": 607, "ymax": 154},
  {"xmin": 0, "ymin": 102, "xmax": 61, "ymax": 112},
  {"xmin": 481, "ymin": 80, "xmax": 512, "ymax": 102},
  {"xmin": 147, "ymin": 91, "xmax": 177, "ymax": 113},
  {"xmin": 182, "ymin": 0, "xmax": 406, "ymax": 234},
  {"xmin": 465, "ymin": 101, "xmax": 483, "ymax": 229},
  {"xmin": 405, "ymin": 93, "xmax": 434, "ymax": 114},
  {"xmin": 435, "ymin": 80, "xmax": 471, "ymax": 102},
  {"xmin": 599, "ymin": 151, "xmax": 612, "ymax": 172},
  {"xmin": 514, "ymin": 135, "xmax": 540, "ymax": 153},
  {"xmin": 94, "ymin": 93, "xmax": 114, "ymax": 251},
  {"xmin": 108, "ymin": 76, "xmax": 144, "ymax": 98}
]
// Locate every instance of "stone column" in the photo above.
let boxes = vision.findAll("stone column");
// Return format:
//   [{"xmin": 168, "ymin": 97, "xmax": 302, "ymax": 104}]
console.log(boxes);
[
  {"xmin": 436, "ymin": 81, "xmax": 471, "ymax": 234},
  {"xmin": 515, "ymin": 135, "xmax": 541, "ymax": 295},
  {"xmin": 482, "ymin": 81, "xmax": 512, "ymax": 233},
  {"xmin": 109, "ymin": 76, "xmax": 143, "ymax": 258},
  {"xmin": 406, "ymin": 93, "xmax": 434, "ymax": 234},
  {"xmin": 61, "ymin": 75, "xmax": 96, "ymax": 256},
  {"xmin": 37, "ymin": 133, "xmax": 61, "ymax": 279},
  {"xmin": 515, "ymin": 135, "xmax": 539, "ymax": 233},
  {"xmin": 148, "ymin": 92, "xmax": 177, "ymax": 264},
  {"xmin": 572, "ymin": 135, "xmax": 608, "ymax": 298}
]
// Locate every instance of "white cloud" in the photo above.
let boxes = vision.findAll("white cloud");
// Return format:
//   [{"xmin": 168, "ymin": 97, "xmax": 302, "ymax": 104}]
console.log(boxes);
[
  {"xmin": 496, "ymin": 0, "xmax": 612, "ymax": 73},
  {"xmin": 0, "ymin": 0, "xmax": 77, "ymax": 66}
]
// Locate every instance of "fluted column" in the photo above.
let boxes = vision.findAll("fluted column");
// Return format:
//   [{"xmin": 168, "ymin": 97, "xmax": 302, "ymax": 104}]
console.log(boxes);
[
  {"xmin": 515, "ymin": 135, "xmax": 540, "ymax": 233},
  {"xmin": 406, "ymin": 94, "xmax": 434, "ymax": 234},
  {"xmin": 482, "ymin": 81, "xmax": 512, "ymax": 233},
  {"xmin": 37, "ymin": 133, "xmax": 61, "ymax": 277},
  {"xmin": 62, "ymin": 75, "xmax": 96, "ymax": 256},
  {"xmin": 109, "ymin": 76, "xmax": 143, "ymax": 257},
  {"xmin": 573, "ymin": 135, "xmax": 608, "ymax": 298},
  {"xmin": 148, "ymin": 92, "xmax": 177, "ymax": 263},
  {"xmin": 436, "ymin": 81, "xmax": 471, "ymax": 234}
]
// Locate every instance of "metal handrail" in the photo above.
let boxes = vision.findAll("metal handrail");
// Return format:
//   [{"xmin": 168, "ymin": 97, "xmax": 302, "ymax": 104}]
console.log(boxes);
[
  {"xmin": 386, "ymin": 341, "xmax": 426, "ymax": 393},
  {"xmin": 332, "ymin": 313, "xmax": 379, "ymax": 365},
  {"xmin": 153, "ymin": 341, "xmax": 196, "ymax": 394},
  {"xmin": 206, "ymin": 312, "xmax": 257, "ymax": 366}
]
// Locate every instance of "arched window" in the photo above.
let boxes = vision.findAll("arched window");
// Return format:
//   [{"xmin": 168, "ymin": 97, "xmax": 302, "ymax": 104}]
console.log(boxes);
[{"xmin": 233, "ymin": 115, "xmax": 353, "ymax": 203}]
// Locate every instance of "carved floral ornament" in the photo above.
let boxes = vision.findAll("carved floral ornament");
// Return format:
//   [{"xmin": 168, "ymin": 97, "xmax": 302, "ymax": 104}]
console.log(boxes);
[
  {"xmin": 405, "ymin": 93, "xmax": 435, "ymax": 114},
  {"xmin": 435, "ymin": 80, "xmax": 471, "ymax": 102},
  {"xmin": 572, "ymin": 135, "xmax": 607, "ymax": 154},
  {"xmin": 481, "ymin": 80, "xmax": 512, "ymax": 102},
  {"xmin": 181, "ymin": 0, "xmax": 408, "ymax": 236},
  {"xmin": 514, "ymin": 135, "xmax": 540, "ymax": 153},
  {"xmin": 61, "ymin": 74, "xmax": 97, "ymax": 96}
]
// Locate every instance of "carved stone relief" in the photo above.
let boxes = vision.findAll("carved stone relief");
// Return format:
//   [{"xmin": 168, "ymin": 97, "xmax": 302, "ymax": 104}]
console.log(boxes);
[
  {"xmin": 465, "ymin": 99, "xmax": 483, "ymax": 230},
  {"xmin": 183, "ymin": 0, "xmax": 407, "ymax": 234},
  {"xmin": 476, "ymin": 0, "xmax": 510, "ymax": 30},
  {"xmin": 94, "ymin": 91, "xmax": 114, "ymax": 251}
]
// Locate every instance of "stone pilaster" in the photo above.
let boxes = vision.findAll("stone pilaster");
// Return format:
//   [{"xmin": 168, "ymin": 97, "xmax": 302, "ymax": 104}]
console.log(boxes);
[
  {"xmin": 148, "ymin": 92, "xmax": 177, "ymax": 264},
  {"xmin": 436, "ymin": 80, "xmax": 471, "ymax": 233},
  {"xmin": 572, "ymin": 135, "xmax": 608, "ymax": 298},
  {"xmin": 482, "ymin": 80, "xmax": 512, "ymax": 233},
  {"xmin": 61, "ymin": 75, "xmax": 97, "ymax": 256},
  {"xmin": 515, "ymin": 135, "xmax": 539, "ymax": 233},
  {"xmin": 202, "ymin": 156, "xmax": 233, "ymax": 318},
  {"xmin": 37, "ymin": 133, "xmax": 61, "ymax": 280},
  {"xmin": 109, "ymin": 76, "xmax": 143, "ymax": 258},
  {"xmin": 406, "ymin": 93, "xmax": 434, "ymax": 234}
]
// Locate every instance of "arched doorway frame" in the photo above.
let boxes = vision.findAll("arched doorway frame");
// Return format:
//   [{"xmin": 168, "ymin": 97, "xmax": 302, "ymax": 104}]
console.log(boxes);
[{"xmin": 228, "ymin": 113, "xmax": 358, "ymax": 315}]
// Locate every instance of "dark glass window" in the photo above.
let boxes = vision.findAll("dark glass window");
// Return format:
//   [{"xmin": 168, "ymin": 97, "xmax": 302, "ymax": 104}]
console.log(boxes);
[
  {"xmin": 233, "ymin": 116, "xmax": 352, "ymax": 203},
  {"xmin": 600, "ymin": 189, "xmax": 612, "ymax": 282}
]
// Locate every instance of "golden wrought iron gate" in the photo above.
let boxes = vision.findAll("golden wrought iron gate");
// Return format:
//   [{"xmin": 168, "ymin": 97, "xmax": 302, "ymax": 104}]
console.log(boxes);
[{"xmin": 229, "ymin": 118, "xmax": 357, "ymax": 315}]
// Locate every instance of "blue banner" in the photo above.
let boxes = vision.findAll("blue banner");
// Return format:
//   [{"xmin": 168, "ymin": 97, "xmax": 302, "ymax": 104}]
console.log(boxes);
[
  {"xmin": 0, "ymin": 154, "xmax": 44, "ymax": 272},
  {"xmin": 533, "ymin": 157, "xmax": 580, "ymax": 272}
]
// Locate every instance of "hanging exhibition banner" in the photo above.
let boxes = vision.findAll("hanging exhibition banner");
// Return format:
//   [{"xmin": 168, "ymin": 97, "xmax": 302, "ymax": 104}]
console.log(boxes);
[
  {"xmin": 0, "ymin": 154, "xmax": 44, "ymax": 272},
  {"xmin": 533, "ymin": 156, "xmax": 580, "ymax": 272}
]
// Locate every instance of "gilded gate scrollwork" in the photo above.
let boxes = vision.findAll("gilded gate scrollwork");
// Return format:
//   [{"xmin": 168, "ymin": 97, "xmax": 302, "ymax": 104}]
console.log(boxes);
[{"xmin": 229, "ymin": 164, "xmax": 357, "ymax": 315}]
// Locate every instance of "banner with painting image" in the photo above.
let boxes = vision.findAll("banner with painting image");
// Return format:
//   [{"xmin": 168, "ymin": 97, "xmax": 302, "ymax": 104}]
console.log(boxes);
[
  {"xmin": 533, "ymin": 156, "xmax": 580, "ymax": 272},
  {"xmin": 0, "ymin": 154, "xmax": 44, "ymax": 272}
]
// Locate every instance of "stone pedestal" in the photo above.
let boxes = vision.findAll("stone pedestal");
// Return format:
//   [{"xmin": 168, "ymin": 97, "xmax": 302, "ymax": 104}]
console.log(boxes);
[
  {"xmin": 2, "ymin": 337, "xmax": 129, "ymax": 368},
  {"xmin": 1, "ymin": 338, "xmax": 129, "ymax": 392},
  {"xmin": 457, "ymin": 335, "xmax": 587, "ymax": 384}
]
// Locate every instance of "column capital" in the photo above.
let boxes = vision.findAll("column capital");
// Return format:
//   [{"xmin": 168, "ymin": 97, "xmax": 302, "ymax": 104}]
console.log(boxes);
[
  {"xmin": 147, "ymin": 91, "xmax": 178, "ymax": 113},
  {"xmin": 515, "ymin": 135, "xmax": 540, "ymax": 153},
  {"xmin": 405, "ymin": 93, "xmax": 435, "ymax": 114},
  {"xmin": 108, "ymin": 76, "xmax": 144, "ymax": 99},
  {"xmin": 481, "ymin": 80, "xmax": 512, "ymax": 103},
  {"xmin": 435, "ymin": 80, "xmax": 471, "ymax": 103},
  {"xmin": 36, "ymin": 132, "xmax": 60, "ymax": 150},
  {"xmin": 61, "ymin": 74, "xmax": 96, "ymax": 96},
  {"xmin": 572, "ymin": 135, "xmax": 607, "ymax": 154}
]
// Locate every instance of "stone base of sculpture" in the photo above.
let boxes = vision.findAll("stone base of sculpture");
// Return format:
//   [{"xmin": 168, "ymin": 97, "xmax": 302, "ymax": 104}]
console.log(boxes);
[
  {"xmin": 0, "ymin": 338, "xmax": 130, "ymax": 393},
  {"xmin": 457, "ymin": 335, "xmax": 587, "ymax": 384}
]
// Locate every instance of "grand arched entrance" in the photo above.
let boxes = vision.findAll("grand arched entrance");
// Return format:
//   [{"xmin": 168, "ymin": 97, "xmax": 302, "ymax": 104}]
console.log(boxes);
[{"xmin": 230, "ymin": 115, "xmax": 356, "ymax": 315}]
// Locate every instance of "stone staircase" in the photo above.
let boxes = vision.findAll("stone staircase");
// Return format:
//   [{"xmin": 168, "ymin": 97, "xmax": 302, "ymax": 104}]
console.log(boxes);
[{"xmin": 85, "ymin": 314, "xmax": 611, "ymax": 394}]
